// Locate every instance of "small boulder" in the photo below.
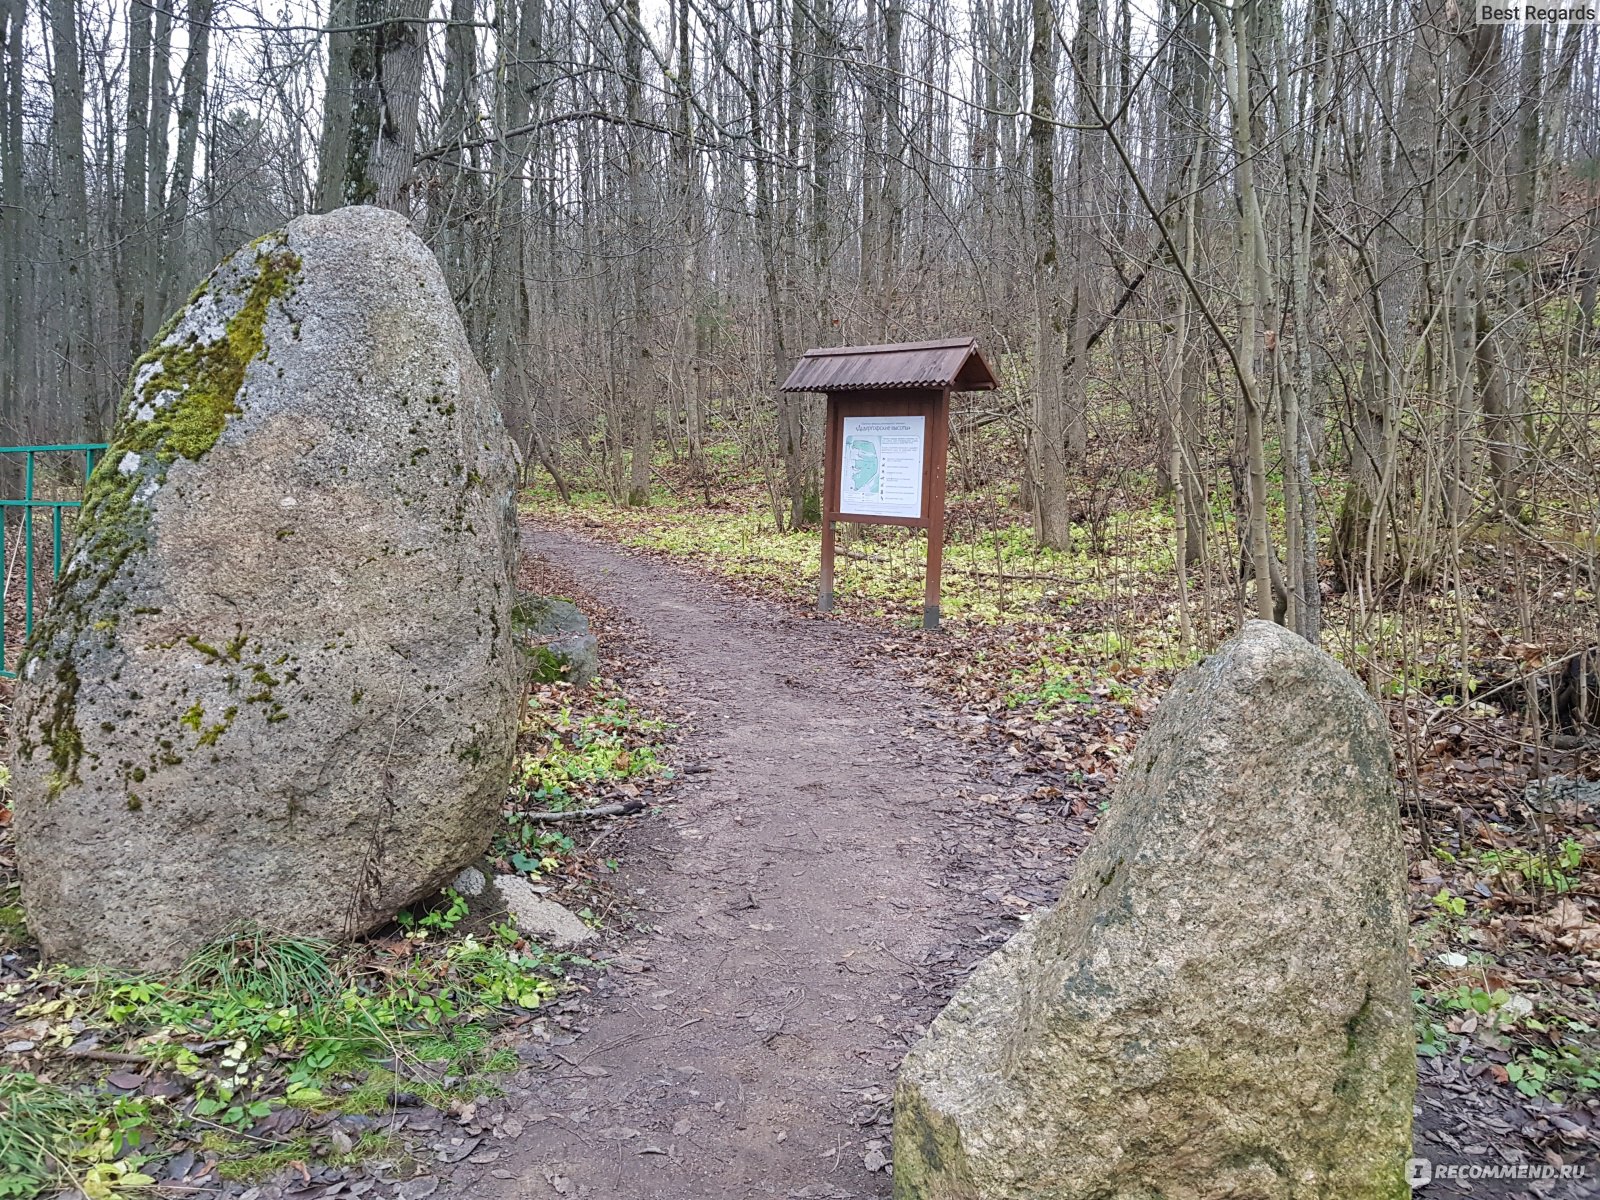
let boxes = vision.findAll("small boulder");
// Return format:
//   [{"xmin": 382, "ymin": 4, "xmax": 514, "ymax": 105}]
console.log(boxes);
[
  {"xmin": 894, "ymin": 620, "xmax": 1415, "ymax": 1199},
  {"xmin": 449, "ymin": 858, "xmax": 515, "ymax": 925},
  {"xmin": 1524, "ymin": 774, "xmax": 1600, "ymax": 816},
  {"xmin": 452, "ymin": 863, "xmax": 492, "ymax": 901},
  {"xmin": 11, "ymin": 206, "xmax": 520, "ymax": 971},
  {"xmin": 512, "ymin": 595, "xmax": 598, "ymax": 686},
  {"xmin": 493, "ymin": 875, "xmax": 595, "ymax": 948}
]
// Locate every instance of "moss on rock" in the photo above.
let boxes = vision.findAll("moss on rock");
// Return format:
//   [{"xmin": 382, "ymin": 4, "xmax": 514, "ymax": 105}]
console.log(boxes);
[
  {"xmin": 511, "ymin": 595, "xmax": 598, "ymax": 686},
  {"xmin": 74, "ymin": 232, "xmax": 302, "ymax": 581},
  {"xmin": 14, "ymin": 234, "xmax": 303, "ymax": 795},
  {"xmin": 0, "ymin": 907, "xmax": 26, "ymax": 951}
]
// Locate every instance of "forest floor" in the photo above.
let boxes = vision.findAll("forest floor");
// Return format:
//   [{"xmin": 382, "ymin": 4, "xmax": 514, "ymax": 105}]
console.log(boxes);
[
  {"xmin": 1, "ymin": 488, "xmax": 1597, "ymax": 1198},
  {"xmin": 468, "ymin": 525, "xmax": 1092, "ymax": 1199},
  {"xmin": 484, "ymin": 495, "xmax": 1600, "ymax": 1199}
]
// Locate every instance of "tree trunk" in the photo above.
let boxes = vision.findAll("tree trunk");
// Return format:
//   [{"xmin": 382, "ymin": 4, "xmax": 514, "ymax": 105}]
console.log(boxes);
[
  {"xmin": 140, "ymin": 0, "xmax": 174, "ymax": 343},
  {"xmin": 155, "ymin": 0, "xmax": 214, "ymax": 321},
  {"xmin": 744, "ymin": 0, "xmax": 804, "ymax": 527},
  {"xmin": 1209, "ymin": 0, "xmax": 1273, "ymax": 621},
  {"xmin": 623, "ymin": 0, "xmax": 653, "ymax": 507},
  {"xmin": 675, "ymin": 0, "xmax": 705, "ymax": 468},
  {"xmin": 857, "ymin": 0, "xmax": 882, "ymax": 339},
  {"xmin": 1030, "ymin": 0, "xmax": 1069, "ymax": 550},
  {"xmin": 119, "ymin": 0, "xmax": 152, "ymax": 363},
  {"xmin": 372, "ymin": 0, "xmax": 426, "ymax": 212},
  {"xmin": 880, "ymin": 0, "xmax": 903, "ymax": 325},
  {"xmin": 490, "ymin": 0, "xmax": 541, "ymax": 453},
  {"xmin": 1443, "ymin": 23, "xmax": 1499, "ymax": 525},
  {"xmin": 47, "ymin": 0, "xmax": 99, "ymax": 436},
  {"xmin": 1334, "ymin": 0, "xmax": 1440, "ymax": 592},
  {"xmin": 1579, "ymin": 203, "xmax": 1600, "ymax": 352},
  {"xmin": 1062, "ymin": 0, "xmax": 1101, "ymax": 467},
  {"xmin": 1278, "ymin": 0, "xmax": 1330, "ymax": 641},
  {"xmin": 342, "ymin": 0, "xmax": 426, "ymax": 212},
  {"xmin": 1, "ymin": 0, "xmax": 28, "ymax": 443},
  {"xmin": 315, "ymin": 0, "xmax": 356, "ymax": 211}
]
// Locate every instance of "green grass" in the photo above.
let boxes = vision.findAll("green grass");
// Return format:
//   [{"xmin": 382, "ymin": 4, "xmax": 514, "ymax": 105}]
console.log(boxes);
[
  {"xmin": 524, "ymin": 437, "xmax": 1599, "ymax": 714},
  {"xmin": 0, "ymin": 1074, "xmax": 93, "ymax": 1198},
  {"xmin": 523, "ymin": 478, "xmax": 1198, "ymax": 663},
  {"xmin": 178, "ymin": 925, "xmax": 340, "ymax": 1007},
  {"xmin": 498, "ymin": 684, "xmax": 673, "ymax": 876},
  {"xmin": 205, "ymin": 1131, "xmax": 399, "ymax": 1183},
  {"xmin": 330, "ymin": 1066, "xmax": 473, "ymax": 1116},
  {"xmin": 2, "ymin": 923, "xmax": 577, "ymax": 1198},
  {"xmin": 0, "ymin": 1074, "xmax": 156, "ymax": 1199}
]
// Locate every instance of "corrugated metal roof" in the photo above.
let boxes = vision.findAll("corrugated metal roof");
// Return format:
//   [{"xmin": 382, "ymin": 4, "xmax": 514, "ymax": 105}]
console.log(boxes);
[{"xmin": 779, "ymin": 337, "xmax": 999, "ymax": 393}]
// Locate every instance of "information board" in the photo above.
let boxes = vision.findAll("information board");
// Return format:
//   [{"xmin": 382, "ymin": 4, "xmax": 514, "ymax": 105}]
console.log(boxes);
[{"xmin": 838, "ymin": 415, "xmax": 925, "ymax": 520}]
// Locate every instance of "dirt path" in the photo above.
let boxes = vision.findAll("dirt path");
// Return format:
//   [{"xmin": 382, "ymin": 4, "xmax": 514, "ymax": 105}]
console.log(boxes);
[
  {"xmin": 476, "ymin": 528, "xmax": 995, "ymax": 1199},
  {"xmin": 433, "ymin": 528, "xmax": 1590, "ymax": 1200}
]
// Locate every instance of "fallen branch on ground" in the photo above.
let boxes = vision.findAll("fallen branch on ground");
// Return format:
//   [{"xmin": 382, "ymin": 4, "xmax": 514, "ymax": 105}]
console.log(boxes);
[
  {"xmin": 522, "ymin": 797, "xmax": 648, "ymax": 823},
  {"xmin": 61, "ymin": 1048, "xmax": 153, "ymax": 1065}
]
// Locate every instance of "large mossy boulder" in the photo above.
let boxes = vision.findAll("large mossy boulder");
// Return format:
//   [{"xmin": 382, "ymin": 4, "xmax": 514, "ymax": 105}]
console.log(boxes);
[
  {"xmin": 10, "ymin": 206, "xmax": 520, "ymax": 971},
  {"xmin": 894, "ymin": 620, "xmax": 1415, "ymax": 1199}
]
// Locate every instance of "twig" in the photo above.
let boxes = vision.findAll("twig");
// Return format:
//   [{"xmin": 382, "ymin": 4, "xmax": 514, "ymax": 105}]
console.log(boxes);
[
  {"xmin": 60, "ymin": 1048, "xmax": 153, "ymax": 1065},
  {"xmin": 521, "ymin": 797, "xmax": 647, "ymax": 823}
]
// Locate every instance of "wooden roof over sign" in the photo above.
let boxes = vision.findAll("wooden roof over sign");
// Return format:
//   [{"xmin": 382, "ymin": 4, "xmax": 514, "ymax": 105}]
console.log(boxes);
[{"xmin": 779, "ymin": 337, "xmax": 1000, "ymax": 394}]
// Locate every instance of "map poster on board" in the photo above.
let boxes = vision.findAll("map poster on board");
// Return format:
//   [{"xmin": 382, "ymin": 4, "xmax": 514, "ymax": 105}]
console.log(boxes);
[{"xmin": 839, "ymin": 415, "xmax": 926, "ymax": 520}]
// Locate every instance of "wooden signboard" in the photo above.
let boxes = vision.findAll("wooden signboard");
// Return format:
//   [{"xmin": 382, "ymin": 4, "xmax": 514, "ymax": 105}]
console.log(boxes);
[
  {"xmin": 820, "ymin": 390, "xmax": 950, "ymax": 627},
  {"xmin": 780, "ymin": 339, "xmax": 998, "ymax": 630}
]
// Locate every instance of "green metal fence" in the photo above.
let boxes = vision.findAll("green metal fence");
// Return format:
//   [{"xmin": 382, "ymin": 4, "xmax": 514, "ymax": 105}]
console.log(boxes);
[{"xmin": 1, "ymin": 443, "xmax": 109, "ymax": 679}]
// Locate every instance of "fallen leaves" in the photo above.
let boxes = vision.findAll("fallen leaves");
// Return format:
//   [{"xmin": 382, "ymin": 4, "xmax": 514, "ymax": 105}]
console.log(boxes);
[{"xmin": 1528, "ymin": 897, "xmax": 1600, "ymax": 954}]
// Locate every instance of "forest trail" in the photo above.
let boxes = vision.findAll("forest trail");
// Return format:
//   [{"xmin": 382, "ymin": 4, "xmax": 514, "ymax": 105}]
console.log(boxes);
[{"xmin": 481, "ymin": 528, "xmax": 982, "ymax": 1200}]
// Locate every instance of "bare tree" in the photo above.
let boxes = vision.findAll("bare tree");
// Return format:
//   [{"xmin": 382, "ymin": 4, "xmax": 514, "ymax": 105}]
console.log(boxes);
[
  {"xmin": 1, "ymin": 0, "xmax": 1596, "ymax": 660},
  {"xmin": 46, "ymin": 0, "xmax": 99, "ymax": 433}
]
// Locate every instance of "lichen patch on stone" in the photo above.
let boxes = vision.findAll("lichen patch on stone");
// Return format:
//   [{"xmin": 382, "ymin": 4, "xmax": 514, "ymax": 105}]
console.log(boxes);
[
  {"xmin": 13, "ymin": 230, "xmax": 304, "ymax": 793},
  {"xmin": 69, "ymin": 231, "xmax": 303, "ymax": 579},
  {"xmin": 160, "ymin": 288, "xmax": 232, "ymax": 349}
]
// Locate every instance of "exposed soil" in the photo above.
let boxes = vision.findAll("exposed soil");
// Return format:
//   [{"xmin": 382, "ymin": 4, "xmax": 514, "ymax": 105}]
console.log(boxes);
[
  {"xmin": 451, "ymin": 526, "xmax": 1081, "ymax": 1200},
  {"xmin": 427, "ymin": 525, "xmax": 1595, "ymax": 1200},
  {"xmin": 3, "ymin": 527, "xmax": 1593, "ymax": 1199}
]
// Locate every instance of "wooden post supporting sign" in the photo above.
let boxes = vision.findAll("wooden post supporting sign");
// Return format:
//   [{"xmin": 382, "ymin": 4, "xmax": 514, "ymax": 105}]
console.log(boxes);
[{"xmin": 781, "ymin": 339, "xmax": 997, "ymax": 631}]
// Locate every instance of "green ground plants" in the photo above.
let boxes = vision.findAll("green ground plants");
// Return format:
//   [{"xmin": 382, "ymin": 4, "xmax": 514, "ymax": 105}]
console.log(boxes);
[
  {"xmin": 1413, "ymin": 980, "xmax": 1600, "ymax": 1102},
  {"xmin": 2, "ymin": 595, "xmax": 677, "ymax": 1197},
  {"xmin": 0, "ymin": 921, "xmax": 577, "ymax": 1198},
  {"xmin": 1469, "ymin": 839, "xmax": 1585, "ymax": 897},
  {"xmin": 1411, "ymin": 861, "xmax": 1600, "ymax": 1107},
  {"xmin": 499, "ymin": 682, "xmax": 672, "ymax": 878},
  {"xmin": 522, "ymin": 478, "xmax": 1184, "ymax": 638},
  {"xmin": 515, "ymin": 693, "xmax": 669, "ymax": 812},
  {"xmin": 0, "ymin": 1071, "xmax": 137, "ymax": 1199},
  {"xmin": 524, "ymin": 441, "xmax": 1600, "ymax": 1127},
  {"xmin": 200, "ymin": 1130, "xmax": 398, "ymax": 1184}
]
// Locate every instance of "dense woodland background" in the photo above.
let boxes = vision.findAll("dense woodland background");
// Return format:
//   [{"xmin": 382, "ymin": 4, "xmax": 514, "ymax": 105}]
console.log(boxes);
[
  {"xmin": 1, "ymin": 0, "xmax": 1599, "ymax": 652},
  {"xmin": 5, "ymin": 1, "xmax": 1600, "ymax": 1169}
]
